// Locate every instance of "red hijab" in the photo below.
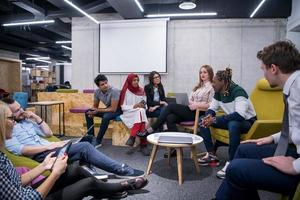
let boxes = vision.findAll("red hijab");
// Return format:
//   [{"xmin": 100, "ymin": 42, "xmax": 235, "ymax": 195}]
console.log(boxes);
[{"xmin": 119, "ymin": 73, "xmax": 145, "ymax": 106}]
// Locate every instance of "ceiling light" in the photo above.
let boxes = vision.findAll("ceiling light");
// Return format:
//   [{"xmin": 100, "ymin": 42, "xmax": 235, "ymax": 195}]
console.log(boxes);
[
  {"xmin": 61, "ymin": 45, "xmax": 72, "ymax": 50},
  {"xmin": 2, "ymin": 20, "xmax": 54, "ymax": 27},
  {"xmin": 36, "ymin": 65, "xmax": 49, "ymax": 68},
  {"xmin": 22, "ymin": 67, "xmax": 30, "ymax": 71},
  {"xmin": 39, "ymin": 67, "xmax": 50, "ymax": 71},
  {"xmin": 64, "ymin": 0, "xmax": 99, "ymax": 24},
  {"xmin": 56, "ymin": 41, "xmax": 72, "ymax": 44},
  {"xmin": 56, "ymin": 62, "xmax": 72, "ymax": 65},
  {"xmin": 35, "ymin": 59, "xmax": 52, "ymax": 64},
  {"xmin": 26, "ymin": 57, "xmax": 50, "ymax": 60},
  {"xmin": 145, "ymin": 12, "xmax": 217, "ymax": 18},
  {"xmin": 134, "ymin": 0, "xmax": 144, "ymax": 12},
  {"xmin": 250, "ymin": 0, "xmax": 267, "ymax": 18},
  {"xmin": 26, "ymin": 53, "xmax": 40, "ymax": 57},
  {"xmin": 179, "ymin": 1, "xmax": 196, "ymax": 10}
]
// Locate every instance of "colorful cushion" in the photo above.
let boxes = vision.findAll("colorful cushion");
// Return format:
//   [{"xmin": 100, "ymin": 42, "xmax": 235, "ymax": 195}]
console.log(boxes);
[
  {"xmin": 83, "ymin": 89, "xmax": 95, "ymax": 93},
  {"xmin": 69, "ymin": 107, "xmax": 89, "ymax": 113},
  {"xmin": 180, "ymin": 121, "xmax": 194, "ymax": 126}
]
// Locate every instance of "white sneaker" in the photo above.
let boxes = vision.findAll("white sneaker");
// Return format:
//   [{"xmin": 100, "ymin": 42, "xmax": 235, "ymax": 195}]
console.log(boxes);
[{"xmin": 216, "ymin": 161, "xmax": 230, "ymax": 179}]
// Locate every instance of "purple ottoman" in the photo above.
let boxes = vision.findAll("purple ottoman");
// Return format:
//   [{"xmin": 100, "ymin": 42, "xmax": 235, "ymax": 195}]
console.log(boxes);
[
  {"xmin": 180, "ymin": 121, "xmax": 195, "ymax": 126},
  {"xmin": 83, "ymin": 89, "xmax": 95, "ymax": 93},
  {"xmin": 69, "ymin": 107, "xmax": 89, "ymax": 113}
]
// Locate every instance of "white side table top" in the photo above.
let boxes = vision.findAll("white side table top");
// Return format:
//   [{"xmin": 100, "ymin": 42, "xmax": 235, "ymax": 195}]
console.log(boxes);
[{"xmin": 147, "ymin": 132, "xmax": 203, "ymax": 147}]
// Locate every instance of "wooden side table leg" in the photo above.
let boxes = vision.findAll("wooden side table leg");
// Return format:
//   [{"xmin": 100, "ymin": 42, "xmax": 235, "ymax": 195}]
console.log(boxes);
[
  {"xmin": 167, "ymin": 147, "xmax": 171, "ymax": 166},
  {"xmin": 191, "ymin": 146, "xmax": 200, "ymax": 173},
  {"xmin": 146, "ymin": 144, "xmax": 158, "ymax": 175},
  {"xmin": 176, "ymin": 147, "xmax": 183, "ymax": 185}
]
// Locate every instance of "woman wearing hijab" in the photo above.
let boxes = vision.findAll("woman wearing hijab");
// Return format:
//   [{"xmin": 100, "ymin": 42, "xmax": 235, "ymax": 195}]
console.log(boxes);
[{"xmin": 119, "ymin": 74, "xmax": 150, "ymax": 156}]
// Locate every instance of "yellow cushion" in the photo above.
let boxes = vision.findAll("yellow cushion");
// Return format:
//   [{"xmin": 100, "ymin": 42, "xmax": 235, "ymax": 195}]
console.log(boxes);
[
  {"xmin": 257, "ymin": 79, "xmax": 281, "ymax": 91},
  {"xmin": 250, "ymin": 79, "xmax": 283, "ymax": 120}
]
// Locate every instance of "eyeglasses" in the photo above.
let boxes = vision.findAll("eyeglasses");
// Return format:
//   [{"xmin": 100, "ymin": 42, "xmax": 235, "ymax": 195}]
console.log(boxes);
[
  {"xmin": 13, "ymin": 106, "xmax": 23, "ymax": 114},
  {"xmin": 7, "ymin": 115, "xmax": 15, "ymax": 122}
]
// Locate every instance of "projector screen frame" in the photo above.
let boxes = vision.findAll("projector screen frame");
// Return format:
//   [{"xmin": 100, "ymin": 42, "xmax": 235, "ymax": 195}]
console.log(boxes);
[{"xmin": 98, "ymin": 18, "xmax": 169, "ymax": 74}]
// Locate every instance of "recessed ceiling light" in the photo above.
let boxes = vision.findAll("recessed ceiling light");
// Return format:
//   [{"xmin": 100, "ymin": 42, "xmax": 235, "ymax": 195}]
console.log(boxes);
[
  {"xmin": 61, "ymin": 45, "xmax": 72, "ymax": 50},
  {"xmin": 26, "ymin": 57, "xmax": 50, "ymax": 60},
  {"xmin": 134, "ymin": 0, "xmax": 144, "ymax": 12},
  {"xmin": 64, "ymin": 0, "xmax": 99, "ymax": 24},
  {"xmin": 2, "ymin": 20, "xmax": 55, "ymax": 27},
  {"xmin": 179, "ymin": 1, "xmax": 196, "ymax": 10},
  {"xmin": 56, "ymin": 41, "xmax": 72, "ymax": 44},
  {"xmin": 250, "ymin": 0, "xmax": 267, "ymax": 18},
  {"xmin": 146, "ymin": 12, "xmax": 217, "ymax": 18}
]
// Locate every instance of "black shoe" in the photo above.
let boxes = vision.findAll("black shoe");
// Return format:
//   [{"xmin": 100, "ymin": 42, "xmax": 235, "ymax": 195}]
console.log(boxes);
[
  {"xmin": 137, "ymin": 130, "xmax": 149, "ymax": 138},
  {"xmin": 140, "ymin": 145, "xmax": 150, "ymax": 156},
  {"xmin": 163, "ymin": 148, "xmax": 176, "ymax": 158},
  {"xmin": 126, "ymin": 147, "xmax": 135, "ymax": 155},
  {"xmin": 125, "ymin": 136, "xmax": 135, "ymax": 146},
  {"xmin": 123, "ymin": 177, "xmax": 149, "ymax": 190},
  {"xmin": 91, "ymin": 137, "xmax": 102, "ymax": 148}
]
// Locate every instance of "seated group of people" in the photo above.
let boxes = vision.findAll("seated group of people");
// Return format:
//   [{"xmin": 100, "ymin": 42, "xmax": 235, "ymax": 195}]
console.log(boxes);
[
  {"xmin": 0, "ymin": 40, "xmax": 300, "ymax": 200},
  {"xmin": 85, "ymin": 40, "xmax": 300, "ymax": 199}
]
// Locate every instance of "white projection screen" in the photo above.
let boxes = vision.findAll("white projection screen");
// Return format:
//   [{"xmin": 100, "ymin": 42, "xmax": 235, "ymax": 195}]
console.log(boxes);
[{"xmin": 99, "ymin": 19, "xmax": 168, "ymax": 74}]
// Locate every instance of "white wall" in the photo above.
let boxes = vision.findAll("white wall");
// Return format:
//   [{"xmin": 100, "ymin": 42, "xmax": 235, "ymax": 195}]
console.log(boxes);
[
  {"xmin": 72, "ymin": 14, "xmax": 286, "ymax": 94},
  {"xmin": 64, "ymin": 65, "xmax": 72, "ymax": 83},
  {"xmin": 287, "ymin": 0, "xmax": 300, "ymax": 49}
]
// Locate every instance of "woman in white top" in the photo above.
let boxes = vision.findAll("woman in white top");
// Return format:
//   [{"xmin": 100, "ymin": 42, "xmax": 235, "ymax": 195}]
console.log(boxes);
[
  {"xmin": 138, "ymin": 65, "xmax": 215, "ymax": 136},
  {"xmin": 119, "ymin": 74, "xmax": 149, "ymax": 156}
]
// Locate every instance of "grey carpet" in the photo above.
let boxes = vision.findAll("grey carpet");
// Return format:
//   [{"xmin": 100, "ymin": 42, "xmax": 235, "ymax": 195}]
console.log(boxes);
[{"xmin": 84, "ymin": 139, "xmax": 280, "ymax": 200}]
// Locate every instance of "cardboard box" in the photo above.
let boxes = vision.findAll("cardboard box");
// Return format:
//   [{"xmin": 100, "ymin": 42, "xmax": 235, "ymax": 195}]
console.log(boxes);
[
  {"xmin": 41, "ymin": 70, "xmax": 49, "ymax": 77},
  {"xmin": 39, "ymin": 83, "xmax": 46, "ymax": 89},
  {"xmin": 30, "ymin": 83, "xmax": 37, "ymax": 89},
  {"xmin": 31, "ymin": 69, "xmax": 41, "ymax": 77}
]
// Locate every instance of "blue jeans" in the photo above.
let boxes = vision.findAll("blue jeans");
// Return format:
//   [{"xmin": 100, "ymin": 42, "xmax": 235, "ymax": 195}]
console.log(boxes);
[
  {"xmin": 85, "ymin": 108, "xmax": 122, "ymax": 143},
  {"xmin": 146, "ymin": 106, "xmax": 166, "ymax": 118},
  {"xmin": 216, "ymin": 143, "xmax": 300, "ymax": 200},
  {"xmin": 199, "ymin": 116, "xmax": 254, "ymax": 160},
  {"xmin": 33, "ymin": 142, "xmax": 134, "ymax": 176}
]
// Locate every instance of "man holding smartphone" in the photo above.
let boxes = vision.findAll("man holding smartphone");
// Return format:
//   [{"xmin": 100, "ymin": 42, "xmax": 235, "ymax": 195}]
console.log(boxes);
[
  {"xmin": 85, "ymin": 74, "xmax": 122, "ymax": 147},
  {"xmin": 3, "ymin": 98, "xmax": 145, "ymax": 178}
]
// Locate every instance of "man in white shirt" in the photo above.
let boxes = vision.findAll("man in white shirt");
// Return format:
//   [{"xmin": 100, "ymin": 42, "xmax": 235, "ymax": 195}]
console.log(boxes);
[{"xmin": 214, "ymin": 41, "xmax": 300, "ymax": 199}]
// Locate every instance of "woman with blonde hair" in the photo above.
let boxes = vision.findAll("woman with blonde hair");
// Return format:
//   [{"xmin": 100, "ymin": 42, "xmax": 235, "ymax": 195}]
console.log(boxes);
[{"xmin": 0, "ymin": 102, "xmax": 147, "ymax": 200}]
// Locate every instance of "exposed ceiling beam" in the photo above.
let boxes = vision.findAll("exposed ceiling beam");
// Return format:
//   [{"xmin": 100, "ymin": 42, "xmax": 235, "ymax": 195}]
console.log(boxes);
[
  {"xmin": 3, "ymin": 29, "xmax": 54, "ymax": 43},
  {"xmin": 0, "ymin": 14, "xmax": 35, "ymax": 24},
  {"xmin": 47, "ymin": 2, "xmax": 111, "ymax": 18},
  {"xmin": 84, "ymin": 1, "xmax": 111, "ymax": 13},
  {"xmin": 0, "ymin": 33, "xmax": 38, "ymax": 47},
  {"xmin": 106, "ymin": 0, "xmax": 143, "ymax": 19},
  {"xmin": 46, "ymin": 0, "xmax": 67, "ymax": 8},
  {"xmin": 0, "ymin": 1, "xmax": 11, "ymax": 12},
  {"xmin": 11, "ymin": 0, "xmax": 45, "ymax": 18},
  {"xmin": 143, "ymin": 0, "xmax": 180, "ymax": 4},
  {"xmin": 41, "ymin": 19, "xmax": 71, "ymax": 39}
]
